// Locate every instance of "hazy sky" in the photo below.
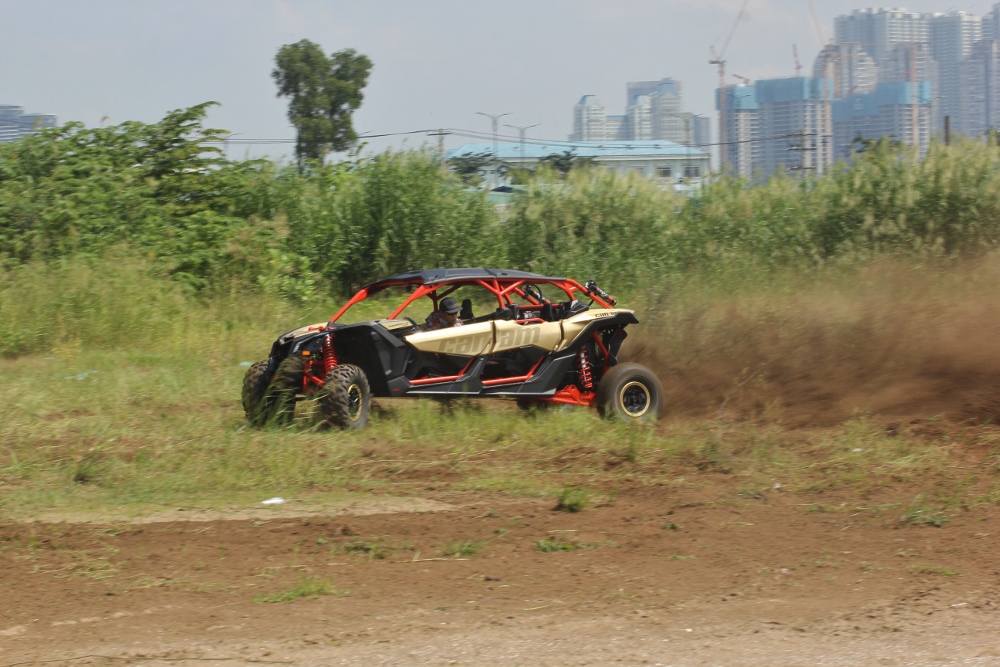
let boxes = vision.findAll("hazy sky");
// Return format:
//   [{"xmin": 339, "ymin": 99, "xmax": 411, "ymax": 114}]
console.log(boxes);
[{"xmin": 1, "ymin": 0, "xmax": 991, "ymax": 161}]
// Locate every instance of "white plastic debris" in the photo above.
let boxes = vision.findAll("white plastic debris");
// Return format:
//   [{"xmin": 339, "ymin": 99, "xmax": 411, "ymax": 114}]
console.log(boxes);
[
  {"xmin": 238, "ymin": 361, "xmax": 252, "ymax": 367},
  {"xmin": 853, "ymin": 448, "xmax": 864, "ymax": 453},
  {"xmin": 684, "ymin": 628, "xmax": 693, "ymax": 632},
  {"xmin": 772, "ymin": 483, "xmax": 782, "ymax": 490},
  {"xmin": 65, "ymin": 370, "xmax": 99, "ymax": 381},
  {"xmin": 260, "ymin": 497, "xmax": 285, "ymax": 505}
]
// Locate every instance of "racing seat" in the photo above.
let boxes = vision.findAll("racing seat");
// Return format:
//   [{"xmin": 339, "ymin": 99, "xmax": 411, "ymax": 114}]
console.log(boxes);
[
  {"xmin": 539, "ymin": 302, "xmax": 554, "ymax": 322},
  {"xmin": 460, "ymin": 298, "xmax": 474, "ymax": 321}
]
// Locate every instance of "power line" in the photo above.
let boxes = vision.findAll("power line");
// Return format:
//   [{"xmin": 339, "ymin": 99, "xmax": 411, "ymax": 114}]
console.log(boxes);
[{"xmin": 205, "ymin": 128, "xmax": 820, "ymax": 151}]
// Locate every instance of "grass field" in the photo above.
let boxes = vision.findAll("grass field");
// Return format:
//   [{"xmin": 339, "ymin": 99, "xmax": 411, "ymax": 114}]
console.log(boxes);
[{"xmin": 3, "ymin": 256, "xmax": 1000, "ymax": 527}]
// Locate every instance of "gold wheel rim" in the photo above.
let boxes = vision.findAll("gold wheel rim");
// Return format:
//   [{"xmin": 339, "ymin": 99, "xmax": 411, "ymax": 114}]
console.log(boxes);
[
  {"xmin": 347, "ymin": 383, "xmax": 363, "ymax": 422},
  {"xmin": 619, "ymin": 381, "xmax": 651, "ymax": 418}
]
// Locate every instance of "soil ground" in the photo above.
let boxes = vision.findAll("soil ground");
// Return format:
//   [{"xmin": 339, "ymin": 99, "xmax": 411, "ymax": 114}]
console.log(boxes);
[{"xmin": 3, "ymin": 481, "xmax": 999, "ymax": 666}]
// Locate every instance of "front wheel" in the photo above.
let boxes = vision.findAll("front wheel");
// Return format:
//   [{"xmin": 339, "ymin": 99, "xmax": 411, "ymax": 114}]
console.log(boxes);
[
  {"xmin": 319, "ymin": 364, "xmax": 372, "ymax": 429},
  {"xmin": 595, "ymin": 362, "xmax": 664, "ymax": 423}
]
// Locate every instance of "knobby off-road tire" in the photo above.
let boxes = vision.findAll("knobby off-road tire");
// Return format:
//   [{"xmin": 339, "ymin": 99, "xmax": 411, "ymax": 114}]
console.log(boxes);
[
  {"xmin": 242, "ymin": 360, "xmax": 274, "ymax": 427},
  {"xmin": 243, "ymin": 357, "xmax": 302, "ymax": 427},
  {"xmin": 319, "ymin": 364, "xmax": 371, "ymax": 430},
  {"xmin": 595, "ymin": 362, "xmax": 664, "ymax": 423},
  {"xmin": 266, "ymin": 356, "xmax": 304, "ymax": 425}
]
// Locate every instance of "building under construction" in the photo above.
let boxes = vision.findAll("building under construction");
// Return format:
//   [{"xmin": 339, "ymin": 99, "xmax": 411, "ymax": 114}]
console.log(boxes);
[{"xmin": 717, "ymin": 76, "xmax": 834, "ymax": 177}]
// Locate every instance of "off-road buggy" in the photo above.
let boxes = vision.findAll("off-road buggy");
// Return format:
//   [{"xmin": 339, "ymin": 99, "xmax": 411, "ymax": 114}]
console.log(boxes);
[{"xmin": 242, "ymin": 268, "xmax": 663, "ymax": 429}]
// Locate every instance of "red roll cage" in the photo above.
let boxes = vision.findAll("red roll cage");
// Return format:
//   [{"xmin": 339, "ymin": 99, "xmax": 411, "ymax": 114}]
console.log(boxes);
[{"xmin": 328, "ymin": 277, "xmax": 615, "ymax": 325}]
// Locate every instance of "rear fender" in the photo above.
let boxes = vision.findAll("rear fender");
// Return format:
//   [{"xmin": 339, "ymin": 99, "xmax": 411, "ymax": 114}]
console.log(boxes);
[{"xmin": 557, "ymin": 310, "xmax": 638, "ymax": 352}]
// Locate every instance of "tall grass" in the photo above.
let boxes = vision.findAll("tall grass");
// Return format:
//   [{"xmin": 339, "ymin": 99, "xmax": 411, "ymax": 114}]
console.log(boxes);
[
  {"xmin": 507, "ymin": 140, "xmax": 1000, "ymax": 285},
  {"xmin": 5, "ymin": 107, "xmax": 1000, "ymax": 307},
  {"xmin": 1, "ymin": 254, "xmax": 997, "ymax": 518}
]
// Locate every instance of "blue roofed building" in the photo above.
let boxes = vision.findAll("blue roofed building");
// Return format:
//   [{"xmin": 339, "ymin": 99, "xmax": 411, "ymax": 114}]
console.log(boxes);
[{"xmin": 447, "ymin": 140, "xmax": 710, "ymax": 192}]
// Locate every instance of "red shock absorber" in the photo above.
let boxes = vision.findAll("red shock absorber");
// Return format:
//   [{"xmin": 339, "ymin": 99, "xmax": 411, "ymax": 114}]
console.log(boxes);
[
  {"xmin": 576, "ymin": 346, "xmax": 594, "ymax": 390},
  {"xmin": 321, "ymin": 332, "xmax": 338, "ymax": 374}
]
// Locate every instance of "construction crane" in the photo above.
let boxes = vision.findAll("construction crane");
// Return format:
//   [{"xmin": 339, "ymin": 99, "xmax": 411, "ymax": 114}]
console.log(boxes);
[
  {"xmin": 793, "ymin": 44, "xmax": 802, "ymax": 77},
  {"xmin": 732, "ymin": 73, "xmax": 752, "ymax": 86},
  {"xmin": 709, "ymin": 45, "xmax": 727, "ymax": 167},
  {"xmin": 710, "ymin": 0, "xmax": 749, "ymax": 169}
]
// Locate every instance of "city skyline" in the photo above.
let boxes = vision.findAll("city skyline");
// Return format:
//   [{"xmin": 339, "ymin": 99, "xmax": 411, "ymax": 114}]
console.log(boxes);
[
  {"xmin": 710, "ymin": 5, "xmax": 1000, "ymax": 176},
  {"xmin": 3, "ymin": 1, "xmax": 999, "ymax": 162}
]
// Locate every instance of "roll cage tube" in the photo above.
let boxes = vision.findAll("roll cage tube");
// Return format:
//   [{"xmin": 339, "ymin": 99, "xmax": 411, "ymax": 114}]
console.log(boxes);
[{"xmin": 327, "ymin": 278, "xmax": 616, "ymax": 325}]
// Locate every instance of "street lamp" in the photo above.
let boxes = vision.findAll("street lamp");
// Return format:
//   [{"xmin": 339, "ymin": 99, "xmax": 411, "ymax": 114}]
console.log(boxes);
[
  {"xmin": 476, "ymin": 112, "xmax": 512, "ymax": 187},
  {"xmin": 503, "ymin": 123, "xmax": 539, "ymax": 172}
]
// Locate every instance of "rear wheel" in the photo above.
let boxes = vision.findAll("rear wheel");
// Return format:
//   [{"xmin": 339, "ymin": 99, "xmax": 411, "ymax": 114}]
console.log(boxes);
[
  {"xmin": 319, "ymin": 364, "xmax": 372, "ymax": 430},
  {"xmin": 242, "ymin": 360, "xmax": 273, "ymax": 426},
  {"xmin": 595, "ymin": 362, "xmax": 664, "ymax": 423}
]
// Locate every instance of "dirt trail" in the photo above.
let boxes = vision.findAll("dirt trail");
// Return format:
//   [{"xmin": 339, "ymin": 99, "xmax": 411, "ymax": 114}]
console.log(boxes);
[{"xmin": 3, "ymin": 491, "xmax": 999, "ymax": 666}]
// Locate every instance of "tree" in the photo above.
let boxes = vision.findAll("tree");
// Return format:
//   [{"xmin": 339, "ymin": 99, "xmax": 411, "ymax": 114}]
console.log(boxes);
[
  {"xmin": 272, "ymin": 40, "xmax": 373, "ymax": 167},
  {"xmin": 539, "ymin": 150, "xmax": 595, "ymax": 176},
  {"xmin": 447, "ymin": 151, "xmax": 495, "ymax": 186}
]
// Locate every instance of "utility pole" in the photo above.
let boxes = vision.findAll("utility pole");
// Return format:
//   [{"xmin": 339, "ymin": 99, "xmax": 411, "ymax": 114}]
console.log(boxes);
[
  {"xmin": 503, "ymin": 123, "xmax": 539, "ymax": 173},
  {"xmin": 427, "ymin": 129, "xmax": 451, "ymax": 169},
  {"xmin": 476, "ymin": 111, "xmax": 511, "ymax": 188}
]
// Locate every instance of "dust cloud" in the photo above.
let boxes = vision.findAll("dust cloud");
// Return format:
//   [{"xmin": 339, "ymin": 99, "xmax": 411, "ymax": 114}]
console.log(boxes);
[{"xmin": 622, "ymin": 258, "xmax": 1000, "ymax": 426}]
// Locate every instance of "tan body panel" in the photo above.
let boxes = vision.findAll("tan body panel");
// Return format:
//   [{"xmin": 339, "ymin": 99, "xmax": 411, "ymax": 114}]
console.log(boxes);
[
  {"xmin": 403, "ymin": 308, "xmax": 635, "ymax": 357},
  {"xmin": 554, "ymin": 309, "xmax": 634, "ymax": 351},
  {"xmin": 492, "ymin": 320, "xmax": 563, "ymax": 353},
  {"xmin": 405, "ymin": 322, "xmax": 495, "ymax": 356}
]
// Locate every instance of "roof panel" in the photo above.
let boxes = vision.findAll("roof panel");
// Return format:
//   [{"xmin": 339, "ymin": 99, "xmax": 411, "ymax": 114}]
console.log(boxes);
[
  {"xmin": 447, "ymin": 140, "xmax": 707, "ymax": 160},
  {"xmin": 364, "ymin": 268, "xmax": 566, "ymax": 291}
]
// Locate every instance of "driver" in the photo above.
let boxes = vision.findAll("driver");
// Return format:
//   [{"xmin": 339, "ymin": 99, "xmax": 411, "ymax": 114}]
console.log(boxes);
[{"xmin": 421, "ymin": 297, "xmax": 463, "ymax": 331}]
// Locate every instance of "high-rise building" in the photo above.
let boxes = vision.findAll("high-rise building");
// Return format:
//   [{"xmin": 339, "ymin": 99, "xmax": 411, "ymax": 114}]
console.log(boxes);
[
  {"xmin": 755, "ymin": 77, "xmax": 834, "ymax": 176},
  {"xmin": 693, "ymin": 115, "xmax": 711, "ymax": 150},
  {"xmin": 835, "ymin": 8, "xmax": 930, "ymax": 62},
  {"xmin": 827, "ymin": 8, "xmax": 950, "ymax": 146},
  {"xmin": 930, "ymin": 11, "xmax": 983, "ymax": 133},
  {"xmin": 605, "ymin": 115, "xmax": 628, "ymax": 141},
  {"xmin": 570, "ymin": 95, "xmax": 608, "ymax": 142},
  {"xmin": 814, "ymin": 43, "xmax": 879, "ymax": 99},
  {"xmin": 717, "ymin": 84, "xmax": 759, "ymax": 177},
  {"xmin": 716, "ymin": 77, "xmax": 832, "ymax": 177},
  {"xmin": 959, "ymin": 39, "xmax": 1000, "ymax": 135},
  {"xmin": 570, "ymin": 77, "xmax": 697, "ymax": 145},
  {"xmin": 832, "ymin": 81, "xmax": 932, "ymax": 160},
  {"xmin": 626, "ymin": 95, "xmax": 652, "ymax": 140},
  {"xmin": 0, "ymin": 105, "xmax": 57, "ymax": 142}
]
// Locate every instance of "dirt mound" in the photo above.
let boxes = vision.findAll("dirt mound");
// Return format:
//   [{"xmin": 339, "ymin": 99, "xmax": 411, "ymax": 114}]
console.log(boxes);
[{"xmin": 623, "ymin": 259, "xmax": 1000, "ymax": 426}]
